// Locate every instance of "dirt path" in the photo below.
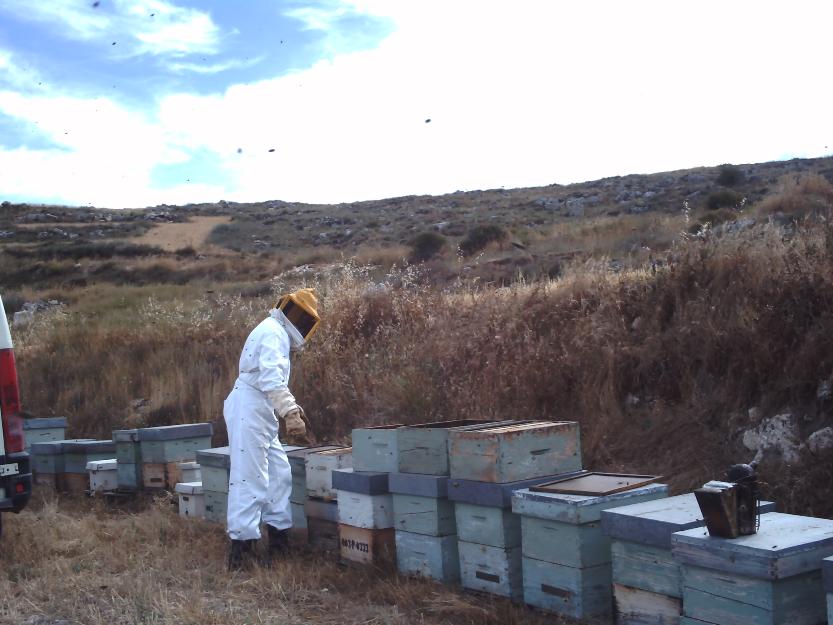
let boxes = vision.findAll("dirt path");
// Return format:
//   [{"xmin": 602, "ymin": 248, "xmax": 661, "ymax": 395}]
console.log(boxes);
[{"xmin": 135, "ymin": 215, "xmax": 232, "ymax": 252}]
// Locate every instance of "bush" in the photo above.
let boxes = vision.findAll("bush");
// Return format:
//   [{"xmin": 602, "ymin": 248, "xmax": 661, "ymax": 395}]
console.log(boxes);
[
  {"xmin": 706, "ymin": 189, "xmax": 743, "ymax": 210},
  {"xmin": 459, "ymin": 224, "xmax": 508, "ymax": 256},
  {"xmin": 409, "ymin": 232, "xmax": 447, "ymax": 262},
  {"xmin": 717, "ymin": 164, "xmax": 743, "ymax": 187}
]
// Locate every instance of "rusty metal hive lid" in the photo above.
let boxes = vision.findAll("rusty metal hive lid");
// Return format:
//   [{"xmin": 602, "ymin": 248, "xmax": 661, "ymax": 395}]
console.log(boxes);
[{"xmin": 530, "ymin": 472, "xmax": 663, "ymax": 496}]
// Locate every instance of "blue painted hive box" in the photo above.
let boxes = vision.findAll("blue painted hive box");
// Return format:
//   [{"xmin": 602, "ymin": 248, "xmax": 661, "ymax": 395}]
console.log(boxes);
[
  {"xmin": 138, "ymin": 423, "xmax": 213, "ymax": 463},
  {"xmin": 396, "ymin": 419, "xmax": 503, "ymax": 476},
  {"xmin": 672, "ymin": 512, "xmax": 833, "ymax": 625},
  {"xmin": 823, "ymin": 556, "xmax": 833, "ymax": 623},
  {"xmin": 351, "ymin": 424, "xmax": 403, "ymax": 473},
  {"xmin": 396, "ymin": 531, "xmax": 460, "ymax": 583},
  {"xmin": 112, "ymin": 429, "xmax": 141, "ymax": 464},
  {"xmin": 448, "ymin": 421, "xmax": 582, "ymax": 483},
  {"xmin": 513, "ymin": 482, "xmax": 668, "ymax": 621},
  {"xmin": 23, "ymin": 417, "xmax": 68, "ymax": 452},
  {"xmin": 602, "ymin": 493, "xmax": 776, "ymax": 625},
  {"xmin": 62, "ymin": 439, "xmax": 116, "ymax": 474},
  {"xmin": 196, "ymin": 446, "xmax": 230, "ymax": 493},
  {"xmin": 31, "ymin": 439, "xmax": 93, "ymax": 474},
  {"xmin": 389, "ymin": 472, "xmax": 455, "ymax": 536}
]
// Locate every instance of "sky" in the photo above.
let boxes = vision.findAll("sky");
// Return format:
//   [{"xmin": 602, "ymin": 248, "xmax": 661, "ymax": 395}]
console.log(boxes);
[{"xmin": 0, "ymin": 1, "xmax": 830, "ymax": 209}]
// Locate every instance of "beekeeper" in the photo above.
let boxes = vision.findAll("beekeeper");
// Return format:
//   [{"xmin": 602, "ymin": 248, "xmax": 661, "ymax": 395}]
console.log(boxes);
[{"xmin": 224, "ymin": 288, "xmax": 320, "ymax": 570}]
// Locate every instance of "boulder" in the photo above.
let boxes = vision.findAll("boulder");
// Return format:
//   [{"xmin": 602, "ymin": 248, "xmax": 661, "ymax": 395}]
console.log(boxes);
[
  {"xmin": 807, "ymin": 427, "xmax": 833, "ymax": 454},
  {"xmin": 742, "ymin": 412, "xmax": 802, "ymax": 464}
]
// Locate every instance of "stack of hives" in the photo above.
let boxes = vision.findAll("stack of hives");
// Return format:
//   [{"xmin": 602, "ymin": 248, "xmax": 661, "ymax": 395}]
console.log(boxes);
[
  {"xmin": 333, "ymin": 425, "xmax": 400, "ymax": 567},
  {"xmin": 196, "ymin": 446, "xmax": 231, "ymax": 524},
  {"xmin": 601, "ymin": 493, "xmax": 775, "ymax": 625},
  {"xmin": 60, "ymin": 439, "xmax": 117, "ymax": 494},
  {"xmin": 390, "ymin": 420, "xmax": 504, "ymax": 583},
  {"xmin": 22, "ymin": 417, "xmax": 67, "ymax": 452},
  {"xmin": 447, "ymin": 421, "xmax": 583, "ymax": 601},
  {"xmin": 301, "ymin": 446, "xmax": 352, "ymax": 550},
  {"xmin": 138, "ymin": 424, "xmax": 212, "ymax": 490},
  {"xmin": 671, "ymin": 512, "xmax": 833, "ymax": 625},
  {"xmin": 30, "ymin": 438, "xmax": 92, "ymax": 490},
  {"xmin": 512, "ymin": 475, "xmax": 668, "ymax": 621}
]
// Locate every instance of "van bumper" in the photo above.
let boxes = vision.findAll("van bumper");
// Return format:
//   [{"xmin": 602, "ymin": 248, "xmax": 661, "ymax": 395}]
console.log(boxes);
[{"xmin": 0, "ymin": 452, "xmax": 32, "ymax": 512}]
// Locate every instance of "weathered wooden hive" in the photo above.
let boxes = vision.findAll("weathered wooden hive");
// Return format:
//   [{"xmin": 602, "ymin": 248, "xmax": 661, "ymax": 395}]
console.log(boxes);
[
  {"xmin": 61, "ymin": 439, "xmax": 116, "ymax": 494},
  {"xmin": 390, "ymin": 471, "xmax": 460, "ymax": 583},
  {"xmin": 395, "ymin": 419, "xmax": 500, "ymax": 476},
  {"xmin": 333, "ymin": 468, "xmax": 395, "ymax": 567},
  {"xmin": 22, "ymin": 417, "xmax": 67, "ymax": 452},
  {"xmin": 351, "ymin": 424, "xmax": 403, "ymax": 473},
  {"xmin": 195, "ymin": 446, "xmax": 230, "ymax": 524},
  {"xmin": 138, "ymin": 423, "xmax": 213, "ymax": 489},
  {"xmin": 602, "ymin": 493, "xmax": 776, "ymax": 625},
  {"xmin": 112, "ymin": 429, "xmax": 142, "ymax": 490},
  {"xmin": 513, "ymin": 478, "xmax": 668, "ymax": 621},
  {"xmin": 30, "ymin": 439, "xmax": 93, "ymax": 489},
  {"xmin": 671, "ymin": 512, "xmax": 833, "ymax": 625}
]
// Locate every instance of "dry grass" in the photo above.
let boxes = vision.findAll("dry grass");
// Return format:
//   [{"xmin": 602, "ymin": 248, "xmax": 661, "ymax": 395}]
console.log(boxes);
[
  {"xmin": 0, "ymin": 493, "xmax": 581, "ymax": 625},
  {"xmin": 134, "ymin": 216, "xmax": 233, "ymax": 253}
]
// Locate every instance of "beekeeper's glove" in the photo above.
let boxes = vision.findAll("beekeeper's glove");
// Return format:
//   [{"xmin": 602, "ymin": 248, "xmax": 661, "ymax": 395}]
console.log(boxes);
[{"xmin": 283, "ymin": 406, "xmax": 307, "ymax": 439}]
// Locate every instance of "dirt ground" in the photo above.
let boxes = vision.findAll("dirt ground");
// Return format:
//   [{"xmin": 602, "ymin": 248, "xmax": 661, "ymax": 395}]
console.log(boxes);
[
  {"xmin": 134, "ymin": 216, "xmax": 232, "ymax": 252},
  {"xmin": 0, "ymin": 491, "xmax": 585, "ymax": 625}
]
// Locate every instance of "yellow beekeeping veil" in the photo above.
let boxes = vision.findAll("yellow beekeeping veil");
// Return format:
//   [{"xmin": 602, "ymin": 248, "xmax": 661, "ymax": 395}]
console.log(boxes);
[{"xmin": 276, "ymin": 288, "xmax": 321, "ymax": 341}]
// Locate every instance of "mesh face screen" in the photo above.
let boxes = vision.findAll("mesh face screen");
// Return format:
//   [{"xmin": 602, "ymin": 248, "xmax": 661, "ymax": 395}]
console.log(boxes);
[{"xmin": 282, "ymin": 298, "xmax": 317, "ymax": 338}]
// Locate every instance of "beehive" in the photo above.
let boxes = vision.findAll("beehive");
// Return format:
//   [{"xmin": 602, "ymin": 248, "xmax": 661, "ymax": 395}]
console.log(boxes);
[
  {"xmin": 334, "ymin": 470, "xmax": 393, "ymax": 530},
  {"xmin": 396, "ymin": 531, "xmax": 460, "ymax": 583},
  {"xmin": 339, "ymin": 525, "xmax": 396, "ymax": 568},
  {"xmin": 396, "ymin": 419, "xmax": 502, "ymax": 475},
  {"xmin": 113, "ymin": 429, "xmax": 142, "ymax": 489},
  {"xmin": 177, "ymin": 461, "xmax": 201, "ymax": 483},
  {"xmin": 449, "ymin": 421, "xmax": 581, "ymax": 483},
  {"xmin": 823, "ymin": 556, "xmax": 833, "ymax": 623},
  {"xmin": 458, "ymin": 541, "xmax": 523, "ymax": 600},
  {"xmin": 305, "ymin": 498, "xmax": 338, "ymax": 523},
  {"xmin": 287, "ymin": 445, "xmax": 341, "ymax": 504},
  {"xmin": 204, "ymin": 490, "xmax": 227, "ymax": 524},
  {"xmin": 308, "ymin": 517, "xmax": 339, "ymax": 551},
  {"xmin": 672, "ymin": 512, "xmax": 833, "ymax": 625},
  {"xmin": 23, "ymin": 417, "xmax": 67, "ymax": 452},
  {"xmin": 390, "ymin": 472, "xmax": 456, "ymax": 535},
  {"xmin": 175, "ymin": 481, "xmax": 205, "ymax": 519},
  {"xmin": 602, "ymin": 493, "xmax": 776, "ymax": 625},
  {"xmin": 513, "ymin": 482, "xmax": 668, "ymax": 620},
  {"xmin": 351, "ymin": 424, "xmax": 403, "ymax": 473},
  {"xmin": 86, "ymin": 459, "xmax": 118, "ymax": 492},
  {"xmin": 62, "ymin": 440, "xmax": 116, "ymax": 474},
  {"xmin": 195, "ymin": 446, "xmax": 230, "ymax": 493},
  {"xmin": 31, "ymin": 439, "xmax": 93, "ymax": 478},
  {"xmin": 138, "ymin": 423, "xmax": 213, "ymax": 464},
  {"xmin": 305, "ymin": 447, "xmax": 353, "ymax": 501}
]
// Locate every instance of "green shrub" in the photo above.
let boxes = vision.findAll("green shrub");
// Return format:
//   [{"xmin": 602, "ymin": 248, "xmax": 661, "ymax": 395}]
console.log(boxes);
[
  {"xmin": 717, "ymin": 164, "xmax": 743, "ymax": 187},
  {"xmin": 459, "ymin": 224, "xmax": 508, "ymax": 256},
  {"xmin": 706, "ymin": 189, "xmax": 743, "ymax": 210},
  {"xmin": 409, "ymin": 231, "xmax": 446, "ymax": 262}
]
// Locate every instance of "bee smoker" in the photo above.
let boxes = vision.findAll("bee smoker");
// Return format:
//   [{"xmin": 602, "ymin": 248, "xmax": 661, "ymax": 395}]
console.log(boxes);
[{"xmin": 694, "ymin": 461, "xmax": 760, "ymax": 538}]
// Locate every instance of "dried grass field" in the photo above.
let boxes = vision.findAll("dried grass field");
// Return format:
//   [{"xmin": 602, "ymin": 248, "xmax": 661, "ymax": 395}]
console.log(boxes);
[{"xmin": 0, "ymin": 493, "xmax": 580, "ymax": 625}]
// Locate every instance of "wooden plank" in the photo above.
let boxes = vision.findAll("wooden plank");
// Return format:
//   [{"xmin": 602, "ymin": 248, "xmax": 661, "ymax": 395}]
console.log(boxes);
[
  {"xmin": 671, "ymin": 512, "xmax": 833, "ymax": 580},
  {"xmin": 603, "ymin": 493, "xmax": 776, "ymax": 549},
  {"xmin": 339, "ymin": 525, "xmax": 396, "ymax": 568},
  {"xmin": 449, "ymin": 421, "xmax": 581, "ymax": 483},
  {"xmin": 454, "ymin": 502, "xmax": 521, "ymax": 549},
  {"xmin": 612, "ymin": 539, "xmax": 682, "ymax": 598},
  {"xmin": 521, "ymin": 556, "xmax": 613, "ymax": 620},
  {"xmin": 458, "ymin": 541, "xmax": 523, "ymax": 600},
  {"xmin": 395, "ymin": 530, "xmax": 460, "ymax": 583},
  {"xmin": 522, "ymin": 516, "xmax": 611, "ymax": 568},
  {"xmin": 392, "ymin": 493, "xmax": 456, "ymax": 536},
  {"xmin": 337, "ymin": 492, "xmax": 394, "ymax": 529},
  {"xmin": 614, "ymin": 583, "xmax": 682, "ymax": 625},
  {"xmin": 512, "ymin": 484, "xmax": 668, "ymax": 524},
  {"xmin": 351, "ymin": 425, "xmax": 402, "ymax": 473}
]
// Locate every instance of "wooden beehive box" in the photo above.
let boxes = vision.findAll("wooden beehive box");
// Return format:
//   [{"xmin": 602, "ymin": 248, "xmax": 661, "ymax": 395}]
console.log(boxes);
[
  {"xmin": 339, "ymin": 525, "xmax": 396, "ymax": 568},
  {"xmin": 196, "ymin": 447, "xmax": 230, "ymax": 493},
  {"xmin": 454, "ymin": 502, "xmax": 521, "ymax": 549},
  {"xmin": 305, "ymin": 498, "xmax": 338, "ymax": 522},
  {"xmin": 449, "ymin": 421, "xmax": 582, "ymax": 483},
  {"xmin": 824, "ymin": 556, "xmax": 833, "ymax": 624},
  {"xmin": 138, "ymin": 423, "xmax": 213, "ymax": 464},
  {"xmin": 112, "ymin": 429, "xmax": 141, "ymax": 464},
  {"xmin": 117, "ymin": 462, "xmax": 142, "ymax": 490},
  {"xmin": 291, "ymin": 501, "xmax": 307, "ymax": 529},
  {"xmin": 62, "ymin": 440, "xmax": 116, "ymax": 474},
  {"xmin": 87, "ymin": 459, "xmax": 118, "ymax": 492},
  {"xmin": 305, "ymin": 447, "xmax": 353, "ymax": 501},
  {"xmin": 203, "ymin": 490, "xmax": 227, "ymax": 524},
  {"xmin": 396, "ymin": 419, "xmax": 502, "ymax": 476},
  {"xmin": 23, "ymin": 417, "xmax": 67, "ymax": 452},
  {"xmin": 31, "ymin": 439, "xmax": 92, "ymax": 475},
  {"xmin": 513, "ymin": 481, "xmax": 668, "ymax": 621},
  {"xmin": 395, "ymin": 531, "xmax": 460, "ymax": 583},
  {"xmin": 175, "ymin": 481, "xmax": 205, "ymax": 519},
  {"xmin": 334, "ymin": 469, "xmax": 393, "ymax": 529},
  {"xmin": 351, "ymin": 424, "xmax": 403, "ymax": 473},
  {"xmin": 308, "ymin": 517, "xmax": 339, "ymax": 551},
  {"xmin": 671, "ymin": 512, "xmax": 833, "ymax": 625},
  {"xmin": 602, "ymin": 492, "xmax": 776, "ymax": 624},
  {"xmin": 458, "ymin": 541, "xmax": 523, "ymax": 600},
  {"xmin": 389, "ymin": 472, "xmax": 455, "ymax": 536}
]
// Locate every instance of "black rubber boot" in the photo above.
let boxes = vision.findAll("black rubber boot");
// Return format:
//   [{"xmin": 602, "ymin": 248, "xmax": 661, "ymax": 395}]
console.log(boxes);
[
  {"xmin": 227, "ymin": 538, "xmax": 257, "ymax": 571},
  {"xmin": 266, "ymin": 525, "xmax": 290, "ymax": 562}
]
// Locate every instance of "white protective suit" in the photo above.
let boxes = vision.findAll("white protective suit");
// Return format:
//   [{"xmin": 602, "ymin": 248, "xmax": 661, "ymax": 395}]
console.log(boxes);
[{"xmin": 224, "ymin": 308, "xmax": 301, "ymax": 540}]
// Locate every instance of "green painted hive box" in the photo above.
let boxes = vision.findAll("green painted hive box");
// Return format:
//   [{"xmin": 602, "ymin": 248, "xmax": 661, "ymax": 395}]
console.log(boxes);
[
  {"xmin": 395, "ymin": 530, "xmax": 460, "ymax": 583},
  {"xmin": 203, "ymin": 490, "xmax": 227, "ymax": 524},
  {"xmin": 62, "ymin": 439, "xmax": 116, "ymax": 474},
  {"xmin": 448, "ymin": 421, "xmax": 582, "ymax": 483},
  {"xmin": 458, "ymin": 540, "xmax": 523, "ymax": 600},
  {"xmin": 351, "ymin": 424, "xmax": 403, "ymax": 473},
  {"xmin": 138, "ymin": 423, "xmax": 213, "ymax": 463},
  {"xmin": 31, "ymin": 439, "xmax": 93, "ymax": 474},
  {"xmin": 112, "ymin": 429, "xmax": 141, "ymax": 465},
  {"xmin": 396, "ymin": 419, "xmax": 504, "ymax": 476},
  {"xmin": 23, "ymin": 417, "xmax": 68, "ymax": 452},
  {"xmin": 672, "ymin": 512, "xmax": 833, "ymax": 625},
  {"xmin": 196, "ymin": 446, "xmax": 230, "ymax": 494}
]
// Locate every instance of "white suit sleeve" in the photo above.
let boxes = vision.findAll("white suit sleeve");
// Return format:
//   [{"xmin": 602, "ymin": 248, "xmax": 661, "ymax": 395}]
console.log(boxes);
[{"xmin": 258, "ymin": 329, "xmax": 295, "ymax": 416}]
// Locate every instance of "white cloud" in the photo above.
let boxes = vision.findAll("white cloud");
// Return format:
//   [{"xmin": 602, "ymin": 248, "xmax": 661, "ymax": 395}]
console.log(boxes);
[
  {"xmin": 0, "ymin": 0, "xmax": 221, "ymax": 58},
  {"xmin": 1, "ymin": 0, "xmax": 833, "ymax": 208},
  {"xmin": 167, "ymin": 56, "xmax": 265, "ymax": 75}
]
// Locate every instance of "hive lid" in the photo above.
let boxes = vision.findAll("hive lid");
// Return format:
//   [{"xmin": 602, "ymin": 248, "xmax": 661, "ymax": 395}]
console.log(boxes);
[
  {"xmin": 86, "ymin": 459, "xmax": 117, "ymax": 471},
  {"xmin": 177, "ymin": 461, "xmax": 200, "ymax": 470},
  {"xmin": 601, "ymin": 492, "xmax": 776, "ymax": 549},
  {"xmin": 62, "ymin": 439, "xmax": 116, "ymax": 454},
  {"xmin": 175, "ymin": 481, "xmax": 204, "ymax": 495},
  {"xmin": 448, "ymin": 470, "xmax": 586, "ymax": 508},
  {"xmin": 672, "ymin": 512, "xmax": 833, "ymax": 580},
  {"xmin": 530, "ymin": 472, "xmax": 663, "ymax": 496},
  {"xmin": 137, "ymin": 423, "xmax": 213, "ymax": 441},
  {"xmin": 112, "ymin": 429, "xmax": 140, "ymax": 443},
  {"xmin": 331, "ymin": 469, "xmax": 389, "ymax": 495},
  {"xmin": 195, "ymin": 446, "xmax": 230, "ymax": 469},
  {"xmin": 31, "ymin": 439, "xmax": 94, "ymax": 455},
  {"xmin": 23, "ymin": 417, "xmax": 68, "ymax": 430}
]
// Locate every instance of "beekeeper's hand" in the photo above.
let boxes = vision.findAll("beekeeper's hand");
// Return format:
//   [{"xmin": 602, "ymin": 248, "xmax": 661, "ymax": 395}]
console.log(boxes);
[{"xmin": 283, "ymin": 406, "xmax": 307, "ymax": 439}]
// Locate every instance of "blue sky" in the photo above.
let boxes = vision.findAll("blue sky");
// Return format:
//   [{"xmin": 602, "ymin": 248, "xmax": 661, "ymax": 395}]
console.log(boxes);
[{"xmin": 0, "ymin": 1, "xmax": 831, "ymax": 208}]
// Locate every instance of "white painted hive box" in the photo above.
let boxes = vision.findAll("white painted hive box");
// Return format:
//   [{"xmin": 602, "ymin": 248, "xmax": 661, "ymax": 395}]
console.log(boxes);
[
  {"xmin": 86, "ymin": 458, "xmax": 118, "ymax": 492},
  {"xmin": 306, "ymin": 447, "xmax": 353, "ymax": 501},
  {"xmin": 175, "ymin": 481, "xmax": 205, "ymax": 519}
]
